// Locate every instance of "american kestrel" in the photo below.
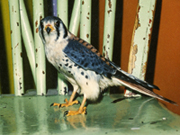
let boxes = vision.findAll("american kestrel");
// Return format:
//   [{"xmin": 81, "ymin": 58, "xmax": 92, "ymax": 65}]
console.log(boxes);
[{"xmin": 39, "ymin": 16, "xmax": 177, "ymax": 116}]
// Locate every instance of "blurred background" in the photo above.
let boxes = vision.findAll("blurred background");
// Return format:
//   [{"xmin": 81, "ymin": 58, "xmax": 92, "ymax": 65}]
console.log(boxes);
[{"xmin": 0, "ymin": 0, "xmax": 180, "ymax": 115}]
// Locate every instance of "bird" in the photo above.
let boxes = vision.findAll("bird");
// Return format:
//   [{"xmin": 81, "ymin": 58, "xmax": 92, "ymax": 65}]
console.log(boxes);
[{"xmin": 39, "ymin": 16, "xmax": 177, "ymax": 116}]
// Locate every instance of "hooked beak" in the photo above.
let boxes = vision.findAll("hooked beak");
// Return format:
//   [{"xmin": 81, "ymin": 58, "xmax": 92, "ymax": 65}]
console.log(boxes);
[
  {"xmin": 46, "ymin": 27, "xmax": 51, "ymax": 34},
  {"xmin": 45, "ymin": 24, "xmax": 54, "ymax": 34}
]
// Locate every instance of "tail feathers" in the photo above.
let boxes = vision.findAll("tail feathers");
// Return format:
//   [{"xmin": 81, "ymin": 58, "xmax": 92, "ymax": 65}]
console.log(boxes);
[
  {"xmin": 108, "ymin": 60, "xmax": 159, "ymax": 90},
  {"xmin": 118, "ymin": 79, "xmax": 178, "ymax": 106},
  {"xmin": 157, "ymin": 95, "xmax": 178, "ymax": 106},
  {"xmin": 114, "ymin": 70, "xmax": 160, "ymax": 91}
]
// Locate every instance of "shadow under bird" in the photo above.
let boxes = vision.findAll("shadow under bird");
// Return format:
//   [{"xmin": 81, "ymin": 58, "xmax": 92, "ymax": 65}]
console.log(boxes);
[{"xmin": 38, "ymin": 16, "xmax": 177, "ymax": 116}]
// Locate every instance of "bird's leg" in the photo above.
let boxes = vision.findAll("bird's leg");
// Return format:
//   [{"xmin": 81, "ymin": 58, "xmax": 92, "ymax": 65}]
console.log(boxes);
[
  {"xmin": 50, "ymin": 90, "xmax": 79, "ymax": 107},
  {"xmin": 64, "ymin": 96, "xmax": 87, "ymax": 116}
]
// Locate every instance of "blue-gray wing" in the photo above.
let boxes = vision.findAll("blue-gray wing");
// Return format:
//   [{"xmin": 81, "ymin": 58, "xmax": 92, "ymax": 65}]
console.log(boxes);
[
  {"xmin": 63, "ymin": 38, "xmax": 159, "ymax": 90},
  {"xmin": 63, "ymin": 39, "xmax": 116, "ymax": 78}
]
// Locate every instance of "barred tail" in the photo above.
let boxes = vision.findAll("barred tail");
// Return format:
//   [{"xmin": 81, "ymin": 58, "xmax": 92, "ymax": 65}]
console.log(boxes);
[{"xmin": 118, "ymin": 78, "xmax": 177, "ymax": 106}]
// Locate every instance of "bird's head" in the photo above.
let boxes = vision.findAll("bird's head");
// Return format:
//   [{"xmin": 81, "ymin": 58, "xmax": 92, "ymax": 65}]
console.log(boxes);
[{"xmin": 39, "ymin": 16, "xmax": 68, "ymax": 44}]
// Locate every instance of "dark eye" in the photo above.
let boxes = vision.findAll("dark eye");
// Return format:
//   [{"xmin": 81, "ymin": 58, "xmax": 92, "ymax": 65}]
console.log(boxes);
[{"xmin": 55, "ymin": 21, "xmax": 60, "ymax": 27}]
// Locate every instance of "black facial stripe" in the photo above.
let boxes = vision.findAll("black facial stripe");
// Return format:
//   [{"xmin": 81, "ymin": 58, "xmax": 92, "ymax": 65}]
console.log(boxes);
[
  {"xmin": 62, "ymin": 22, "xmax": 68, "ymax": 38},
  {"xmin": 55, "ymin": 21, "xmax": 67, "ymax": 40},
  {"xmin": 40, "ymin": 22, "xmax": 45, "ymax": 41},
  {"xmin": 55, "ymin": 26, "xmax": 60, "ymax": 41}
]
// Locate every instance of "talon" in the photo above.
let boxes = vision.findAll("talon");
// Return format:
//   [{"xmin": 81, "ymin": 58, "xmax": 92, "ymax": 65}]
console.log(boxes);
[
  {"xmin": 78, "ymin": 101, "xmax": 81, "ymax": 104},
  {"xmin": 64, "ymin": 111, "xmax": 69, "ymax": 116},
  {"xmin": 59, "ymin": 104, "xmax": 61, "ymax": 108},
  {"xmin": 82, "ymin": 107, "xmax": 87, "ymax": 115},
  {"xmin": 85, "ymin": 109, "xmax": 87, "ymax": 115},
  {"xmin": 50, "ymin": 103, "xmax": 54, "ymax": 107},
  {"xmin": 50, "ymin": 103, "xmax": 61, "ymax": 107}
]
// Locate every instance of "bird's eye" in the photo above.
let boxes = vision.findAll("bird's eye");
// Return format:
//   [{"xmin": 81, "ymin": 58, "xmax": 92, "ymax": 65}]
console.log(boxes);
[{"xmin": 55, "ymin": 21, "xmax": 60, "ymax": 27}]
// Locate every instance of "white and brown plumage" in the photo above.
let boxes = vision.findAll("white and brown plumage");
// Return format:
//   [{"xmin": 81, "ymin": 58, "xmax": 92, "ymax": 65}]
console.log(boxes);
[{"xmin": 39, "ymin": 16, "xmax": 177, "ymax": 116}]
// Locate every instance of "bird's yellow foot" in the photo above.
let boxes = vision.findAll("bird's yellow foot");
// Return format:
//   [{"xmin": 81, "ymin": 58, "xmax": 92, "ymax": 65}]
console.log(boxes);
[
  {"xmin": 50, "ymin": 98, "xmax": 80, "ymax": 108},
  {"xmin": 64, "ymin": 107, "xmax": 87, "ymax": 116}
]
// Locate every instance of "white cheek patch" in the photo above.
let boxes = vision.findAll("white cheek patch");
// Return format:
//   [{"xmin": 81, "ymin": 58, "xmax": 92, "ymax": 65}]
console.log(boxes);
[{"xmin": 44, "ymin": 32, "xmax": 58, "ymax": 44}]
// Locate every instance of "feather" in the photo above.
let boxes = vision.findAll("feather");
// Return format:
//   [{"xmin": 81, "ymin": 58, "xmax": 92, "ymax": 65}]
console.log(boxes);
[
  {"xmin": 63, "ymin": 37, "xmax": 116, "ymax": 78},
  {"xmin": 114, "ymin": 70, "xmax": 160, "ymax": 91},
  {"xmin": 64, "ymin": 34, "xmax": 159, "ymax": 91},
  {"xmin": 39, "ymin": 16, "xmax": 177, "ymax": 107},
  {"xmin": 118, "ymin": 79, "xmax": 178, "ymax": 105}
]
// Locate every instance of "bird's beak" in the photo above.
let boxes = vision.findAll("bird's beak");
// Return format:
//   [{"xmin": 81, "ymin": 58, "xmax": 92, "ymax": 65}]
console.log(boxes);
[{"xmin": 45, "ymin": 24, "xmax": 55, "ymax": 34}]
